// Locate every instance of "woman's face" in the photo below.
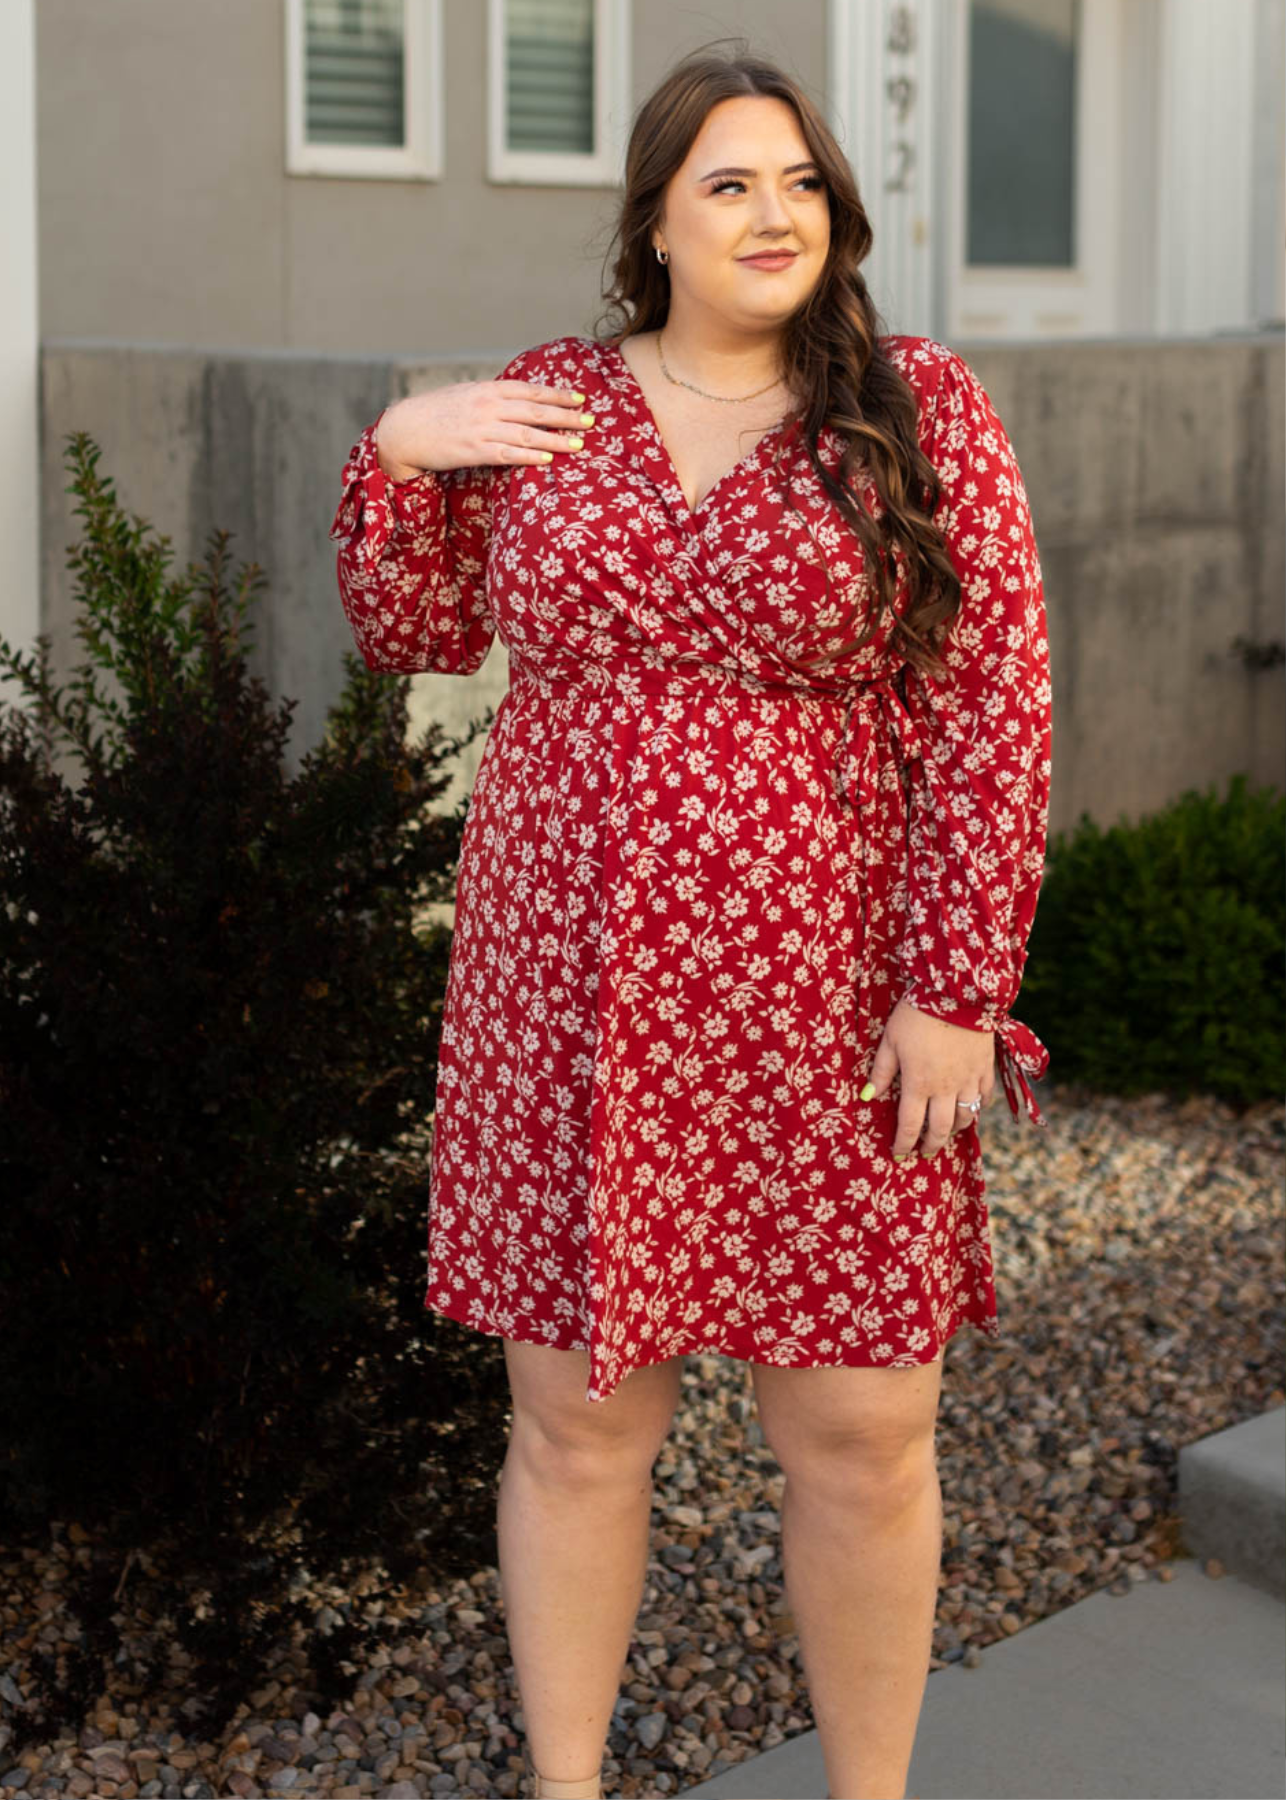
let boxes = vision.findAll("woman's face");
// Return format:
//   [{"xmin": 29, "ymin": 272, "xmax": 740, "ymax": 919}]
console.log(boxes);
[{"xmin": 652, "ymin": 94, "xmax": 831, "ymax": 336}]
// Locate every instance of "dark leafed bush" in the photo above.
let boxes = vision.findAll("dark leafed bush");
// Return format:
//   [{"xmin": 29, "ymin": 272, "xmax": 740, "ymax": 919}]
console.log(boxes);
[
  {"xmin": 0, "ymin": 431, "xmax": 512, "ymax": 1748},
  {"xmin": 1018, "ymin": 771, "xmax": 1285, "ymax": 1103}
]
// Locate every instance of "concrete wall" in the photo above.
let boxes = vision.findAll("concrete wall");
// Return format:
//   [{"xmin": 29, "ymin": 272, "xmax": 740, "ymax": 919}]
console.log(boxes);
[
  {"xmin": 39, "ymin": 334, "xmax": 1285, "ymax": 846},
  {"xmin": 969, "ymin": 333, "xmax": 1285, "ymax": 838},
  {"xmin": 33, "ymin": 0, "xmax": 829, "ymax": 359}
]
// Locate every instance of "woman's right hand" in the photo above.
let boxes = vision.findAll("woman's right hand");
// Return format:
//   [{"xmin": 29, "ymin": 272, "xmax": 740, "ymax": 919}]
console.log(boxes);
[{"xmin": 375, "ymin": 379, "xmax": 595, "ymax": 481}]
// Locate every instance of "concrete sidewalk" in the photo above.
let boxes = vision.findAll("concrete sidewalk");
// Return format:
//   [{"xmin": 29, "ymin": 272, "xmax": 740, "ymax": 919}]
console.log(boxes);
[
  {"xmin": 685, "ymin": 1406, "xmax": 1286, "ymax": 1800},
  {"xmin": 684, "ymin": 1561, "xmax": 1283, "ymax": 1800}
]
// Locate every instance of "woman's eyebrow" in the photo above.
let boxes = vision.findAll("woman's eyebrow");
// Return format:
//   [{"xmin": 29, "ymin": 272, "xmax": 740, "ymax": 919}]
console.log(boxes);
[{"xmin": 697, "ymin": 160, "xmax": 821, "ymax": 180}]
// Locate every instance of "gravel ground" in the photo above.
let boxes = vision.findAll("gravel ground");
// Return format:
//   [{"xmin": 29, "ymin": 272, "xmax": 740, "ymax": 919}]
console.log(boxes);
[{"xmin": 1, "ymin": 1085, "xmax": 1281, "ymax": 1800}]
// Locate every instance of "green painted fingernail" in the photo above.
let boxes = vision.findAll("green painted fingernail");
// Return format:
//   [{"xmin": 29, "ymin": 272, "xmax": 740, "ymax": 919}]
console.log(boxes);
[
  {"xmin": 893, "ymin": 1152, "xmax": 911, "ymax": 1162},
  {"xmin": 859, "ymin": 1081, "xmax": 876, "ymax": 1101}
]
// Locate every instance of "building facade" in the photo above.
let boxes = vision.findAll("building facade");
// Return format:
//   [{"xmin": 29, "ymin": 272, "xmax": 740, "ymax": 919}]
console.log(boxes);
[{"xmin": 23, "ymin": 0, "xmax": 1286, "ymax": 360}]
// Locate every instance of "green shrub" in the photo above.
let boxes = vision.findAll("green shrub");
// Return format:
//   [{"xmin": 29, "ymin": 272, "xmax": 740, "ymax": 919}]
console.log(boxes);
[
  {"xmin": 0, "ymin": 432, "xmax": 512, "ymax": 1748},
  {"xmin": 1019, "ymin": 773, "xmax": 1285, "ymax": 1102}
]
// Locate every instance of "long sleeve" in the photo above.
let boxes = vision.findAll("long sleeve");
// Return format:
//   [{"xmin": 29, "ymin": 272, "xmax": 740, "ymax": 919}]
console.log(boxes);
[
  {"xmin": 896, "ymin": 344, "xmax": 1054, "ymax": 1126},
  {"xmin": 329, "ymin": 403, "xmax": 505, "ymax": 676}
]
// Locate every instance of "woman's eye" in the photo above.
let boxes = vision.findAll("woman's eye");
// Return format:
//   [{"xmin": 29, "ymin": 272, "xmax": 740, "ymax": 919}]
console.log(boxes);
[{"xmin": 709, "ymin": 175, "xmax": 824, "ymax": 196}]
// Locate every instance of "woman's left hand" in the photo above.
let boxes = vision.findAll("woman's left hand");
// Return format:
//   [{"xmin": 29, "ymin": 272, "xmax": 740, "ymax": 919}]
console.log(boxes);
[{"xmin": 863, "ymin": 997, "xmax": 998, "ymax": 1159}]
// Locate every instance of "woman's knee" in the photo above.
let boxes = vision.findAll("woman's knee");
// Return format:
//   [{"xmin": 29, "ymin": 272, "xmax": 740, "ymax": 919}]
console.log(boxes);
[
  {"xmin": 751, "ymin": 1359, "xmax": 942, "ymax": 1495},
  {"xmin": 503, "ymin": 1339, "xmax": 683, "ymax": 1476}
]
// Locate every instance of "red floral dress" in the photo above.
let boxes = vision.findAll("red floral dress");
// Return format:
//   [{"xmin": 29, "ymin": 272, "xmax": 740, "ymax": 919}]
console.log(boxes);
[{"xmin": 330, "ymin": 333, "xmax": 1053, "ymax": 1403}]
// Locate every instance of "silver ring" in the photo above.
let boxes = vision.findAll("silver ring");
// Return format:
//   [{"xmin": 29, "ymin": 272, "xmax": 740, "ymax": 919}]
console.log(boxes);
[{"xmin": 956, "ymin": 1097, "xmax": 982, "ymax": 1114}]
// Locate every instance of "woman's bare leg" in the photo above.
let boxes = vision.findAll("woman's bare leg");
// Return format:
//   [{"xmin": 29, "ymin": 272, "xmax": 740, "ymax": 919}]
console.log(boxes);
[
  {"xmin": 752, "ymin": 1354, "xmax": 945, "ymax": 1800},
  {"xmin": 497, "ymin": 1342, "xmax": 683, "ymax": 1791}
]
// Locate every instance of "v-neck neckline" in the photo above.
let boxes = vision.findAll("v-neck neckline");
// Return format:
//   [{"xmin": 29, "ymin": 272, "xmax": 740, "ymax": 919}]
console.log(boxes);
[{"xmin": 605, "ymin": 339, "xmax": 797, "ymax": 523}]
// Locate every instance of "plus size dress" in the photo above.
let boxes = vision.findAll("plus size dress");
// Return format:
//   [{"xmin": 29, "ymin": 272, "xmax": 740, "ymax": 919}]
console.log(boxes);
[{"xmin": 330, "ymin": 332, "xmax": 1053, "ymax": 1404}]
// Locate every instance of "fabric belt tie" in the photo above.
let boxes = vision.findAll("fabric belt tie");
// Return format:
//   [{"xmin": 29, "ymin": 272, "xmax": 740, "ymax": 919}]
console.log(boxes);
[{"xmin": 832, "ymin": 675, "xmax": 923, "ymax": 813}]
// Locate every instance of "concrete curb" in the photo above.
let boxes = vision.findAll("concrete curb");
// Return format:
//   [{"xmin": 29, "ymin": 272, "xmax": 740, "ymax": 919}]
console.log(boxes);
[{"xmin": 1177, "ymin": 1403, "xmax": 1285, "ymax": 1597}]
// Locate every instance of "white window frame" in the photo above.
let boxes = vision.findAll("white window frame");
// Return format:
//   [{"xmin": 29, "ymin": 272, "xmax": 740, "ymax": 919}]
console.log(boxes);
[
  {"xmin": 486, "ymin": 0, "xmax": 629, "ymax": 186},
  {"xmin": 285, "ymin": 0, "xmax": 444, "ymax": 181}
]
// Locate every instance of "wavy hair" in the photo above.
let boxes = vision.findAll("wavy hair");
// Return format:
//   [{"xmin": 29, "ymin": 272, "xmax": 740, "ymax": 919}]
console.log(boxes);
[{"xmin": 592, "ymin": 42, "xmax": 961, "ymax": 682}]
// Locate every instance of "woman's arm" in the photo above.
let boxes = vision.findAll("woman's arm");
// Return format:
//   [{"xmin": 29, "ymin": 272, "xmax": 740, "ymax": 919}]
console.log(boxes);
[
  {"xmin": 329, "ymin": 343, "xmax": 590, "ymax": 675},
  {"xmin": 328, "ymin": 405, "xmax": 503, "ymax": 677},
  {"xmin": 895, "ymin": 343, "xmax": 1054, "ymax": 1123}
]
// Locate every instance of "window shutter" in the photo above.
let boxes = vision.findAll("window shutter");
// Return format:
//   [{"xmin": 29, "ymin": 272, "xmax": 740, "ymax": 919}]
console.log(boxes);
[
  {"xmin": 505, "ymin": 0, "xmax": 595, "ymax": 155},
  {"xmin": 305, "ymin": 0, "xmax": 406, "ymax": 148}
]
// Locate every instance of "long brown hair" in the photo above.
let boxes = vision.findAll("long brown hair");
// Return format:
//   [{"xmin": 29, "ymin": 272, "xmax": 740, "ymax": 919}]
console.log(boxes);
[{"xmin": 592, "ymin": 42, "xmax": 961, "ymax": 682}]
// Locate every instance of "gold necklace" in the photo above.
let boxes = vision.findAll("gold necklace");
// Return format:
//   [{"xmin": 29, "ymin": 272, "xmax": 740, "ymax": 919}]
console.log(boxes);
[{"xmin": 656, "ymin": 329, "xmax": 785, "ymax": 403}]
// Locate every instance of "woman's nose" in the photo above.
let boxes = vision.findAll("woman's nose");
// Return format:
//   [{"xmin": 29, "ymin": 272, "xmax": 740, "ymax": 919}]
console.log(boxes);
[{"xmin": 751, "ymin": 198, "xmax": 795, "ymax": 230}]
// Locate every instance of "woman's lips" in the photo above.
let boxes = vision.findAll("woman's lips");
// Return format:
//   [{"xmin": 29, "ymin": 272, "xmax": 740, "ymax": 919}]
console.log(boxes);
[{"xmin": 738, "ymin": 252, "xmax": 798, "ymax": 269}]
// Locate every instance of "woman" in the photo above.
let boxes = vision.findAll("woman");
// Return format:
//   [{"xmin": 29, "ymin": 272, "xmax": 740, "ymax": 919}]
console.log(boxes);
[{"xmin": 330, "ymin": 44, "xmax": 1052, "ymax": 1800}]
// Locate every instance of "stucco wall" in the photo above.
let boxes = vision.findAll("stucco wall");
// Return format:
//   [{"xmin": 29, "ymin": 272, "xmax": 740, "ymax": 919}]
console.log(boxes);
[{"xmin": 34, "ymin": 0, "xmax": 831, "ymax": 358}]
